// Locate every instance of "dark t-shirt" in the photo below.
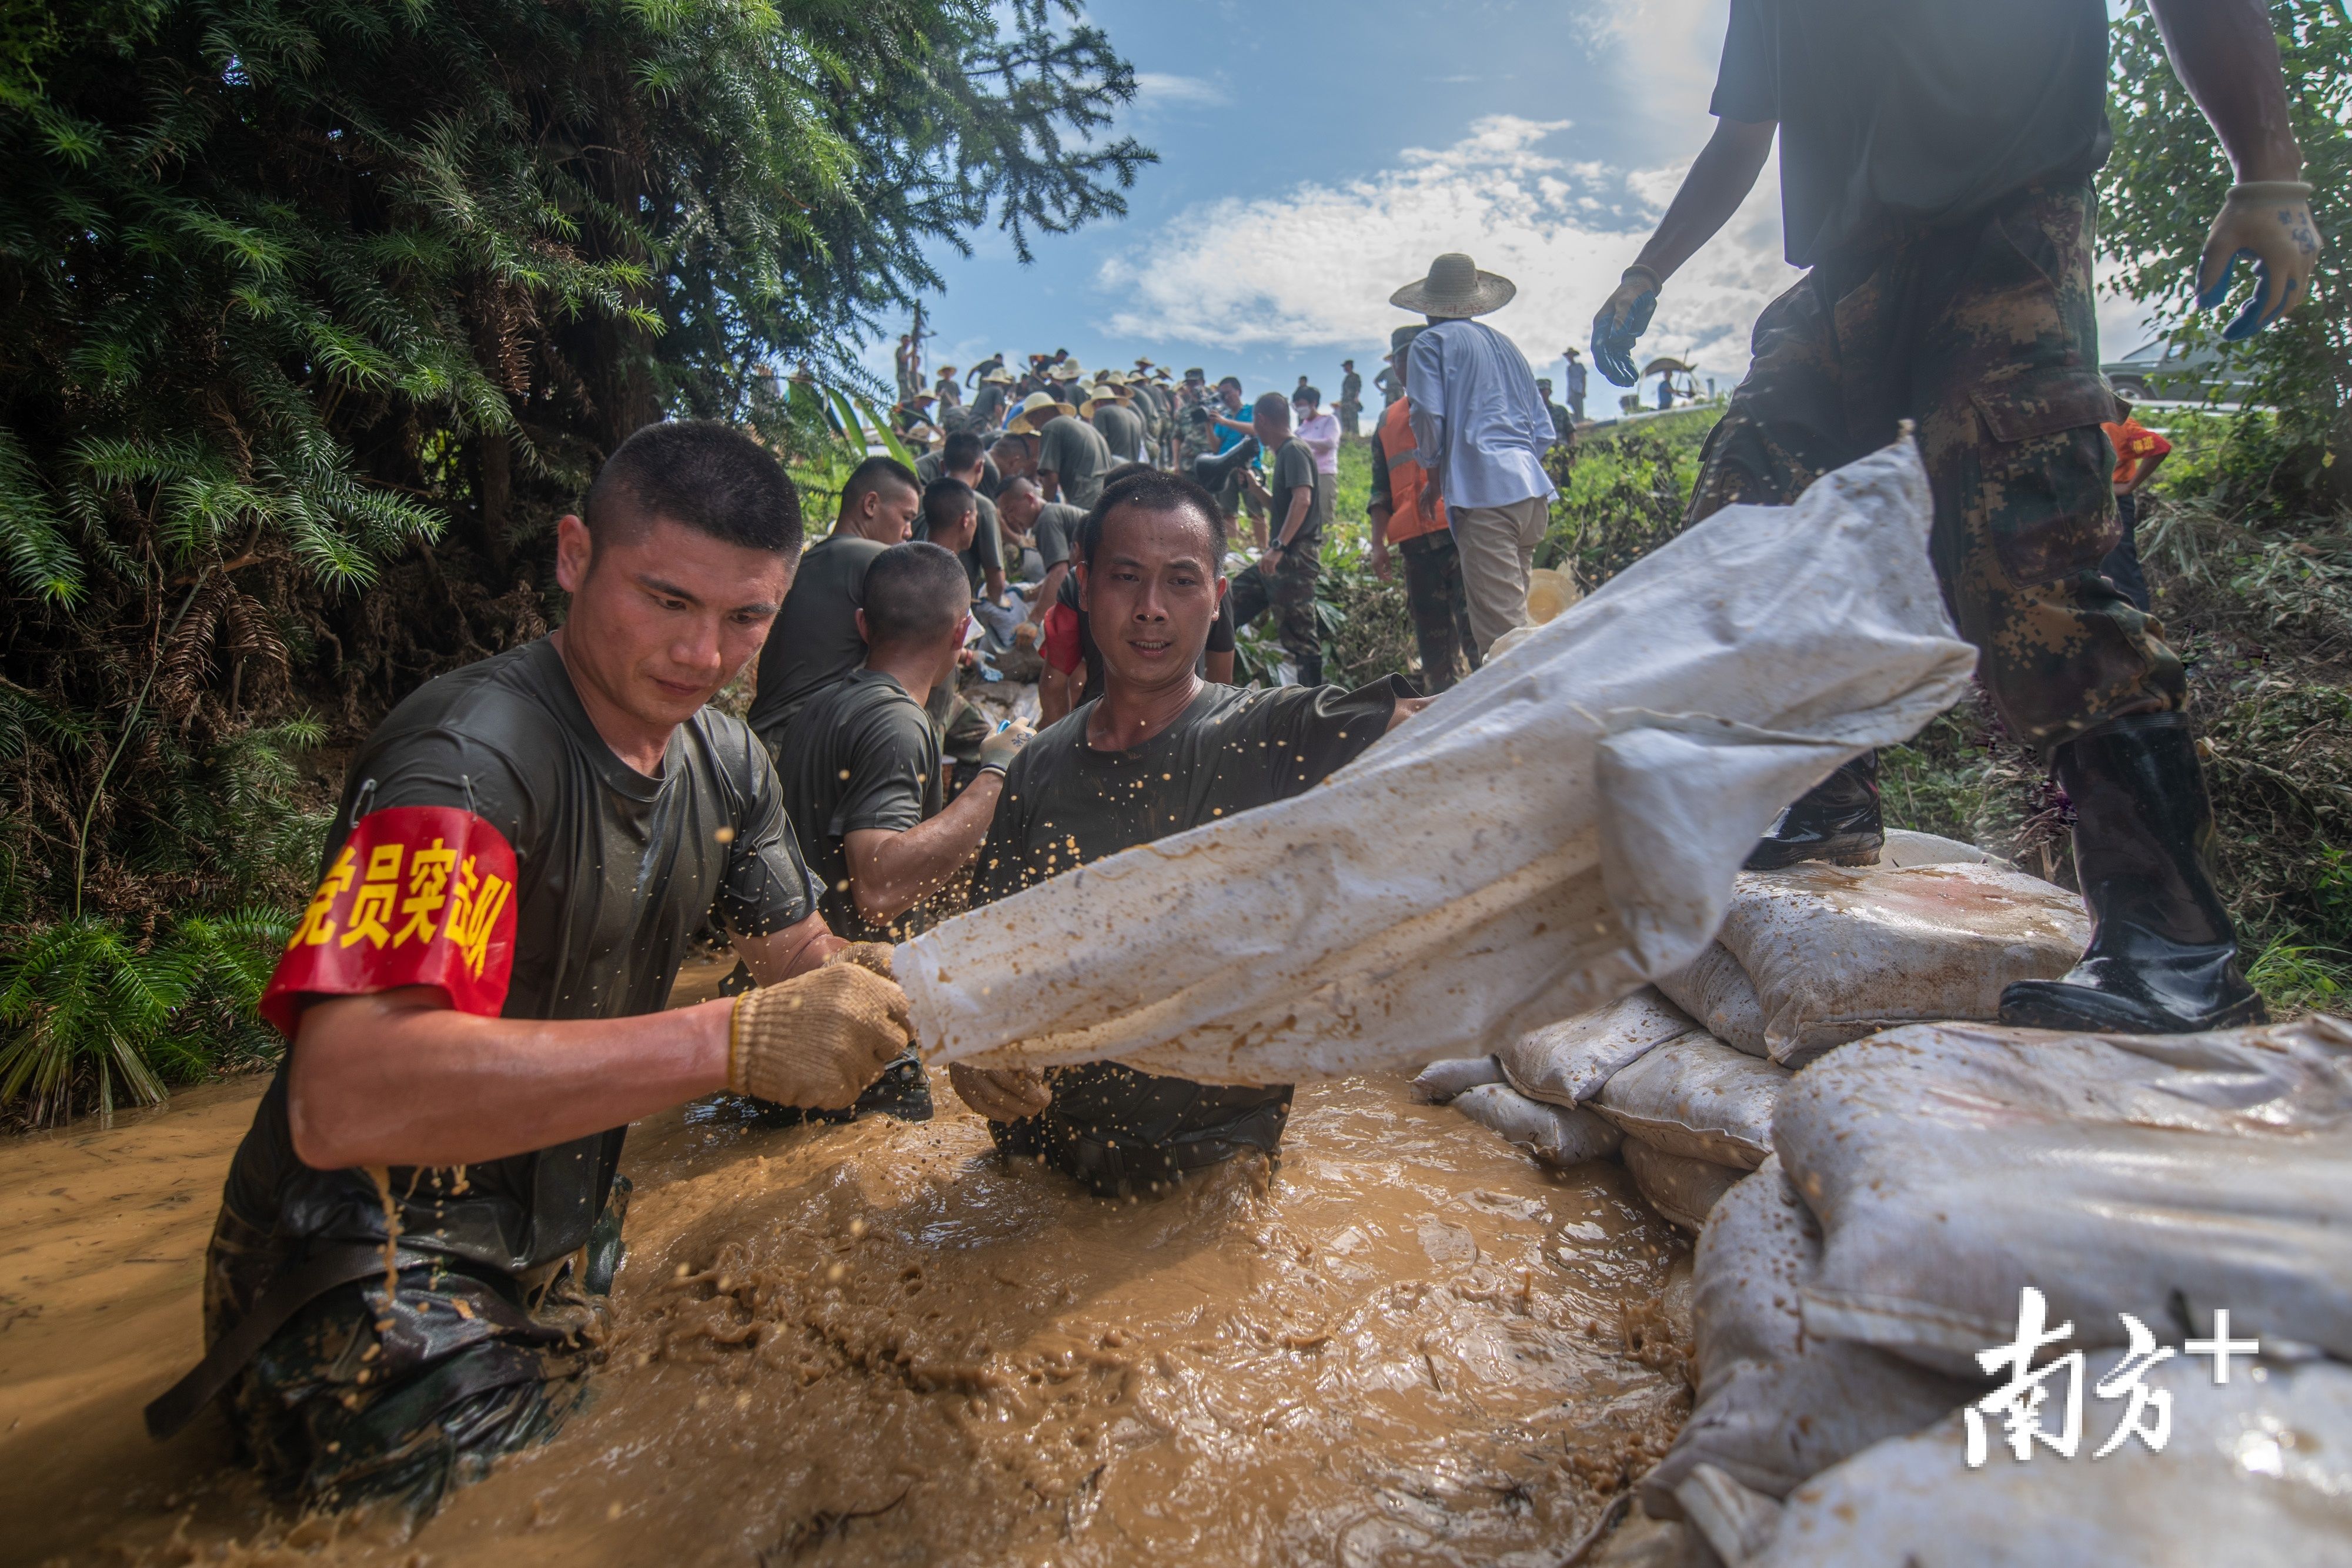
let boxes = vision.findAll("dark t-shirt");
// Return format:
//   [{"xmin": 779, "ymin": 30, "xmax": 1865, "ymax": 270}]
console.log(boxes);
[
  {"xmin": 1712, "ymin": 0, "xmax": 2112, "ymax": 267},
  {"xmin": 223, "ymin": 638, "xmax": 821, "ymax": 1276},
  {"xmin": 1037, "ymin": 414, "xmax": 1112, "ymax": 509},
  {"xmin": 916, "ymin": 493, "xmax": 1005, "ymax": 597},
  {"xmin": 747, "ymin": 533, "xmax": 888, "ymax": 745},
  {"xmin": 1267, "ymin": 436, "xmax": 1321, "ymax": 547},
  {"xmin": 777, "ymin": 668, "xmax": 943, "ymax": 942},
  {"xmin": 1032, "ymin": 500, "xmax": 1087, "ymax": 571},
  {"xmin": 971, "ymin": 678, "xmax": 1405, "ymax": 1188},
  {"xmin": 1092, "ymin": 400, "xmax": 1146, "ymax": 463}
]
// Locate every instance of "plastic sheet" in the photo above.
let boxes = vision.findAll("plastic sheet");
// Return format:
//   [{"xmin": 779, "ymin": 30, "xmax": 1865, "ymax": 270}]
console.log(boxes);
[{"xmin": 902, "ymin": 437, "xmax": 1975, "ymax": 1083}]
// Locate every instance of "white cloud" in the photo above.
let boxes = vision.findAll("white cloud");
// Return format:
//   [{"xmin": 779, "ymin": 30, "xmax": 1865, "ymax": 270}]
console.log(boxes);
[
  {"xmin": 1131, "ymin": 72, "xmax": 1228, "ymax": 109},
  {"xmin": 1093, "ymin": 115, "xmax": 1798, "ymax": 384}
]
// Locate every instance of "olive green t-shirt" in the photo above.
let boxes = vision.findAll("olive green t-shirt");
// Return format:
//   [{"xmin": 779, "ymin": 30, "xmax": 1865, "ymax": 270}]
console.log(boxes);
[
  {"xmin": 916, "ymin": 492, "xmax": 1005, "ymax": 597},
  {"xmin": 1091, "ymin": 400, "xmax": 1146, "ymax": 463},
  {"xmin": 746, "ymin": 533, "xmax": 888, "ymax": 747},
  {"xmin": 1031, "ymin": 501, "xmax": 1087, "ymax": 571},
  {"xmin": 1267, "ymin": 436, "xmax": 1322, "ymax": 548},
  {"xmin": 1037, "ymin": 414, "xmax": 1112, "ymax": 509},
  {"xmin": 776, "ymin": 668, "xmax": 943, "ymax": 942}
]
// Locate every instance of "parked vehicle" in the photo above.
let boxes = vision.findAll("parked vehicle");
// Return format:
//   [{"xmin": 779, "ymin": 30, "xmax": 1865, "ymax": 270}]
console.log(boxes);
[{"xmin": 2102, "ymin": 335, "xmax": 2253, "ymax": 403}]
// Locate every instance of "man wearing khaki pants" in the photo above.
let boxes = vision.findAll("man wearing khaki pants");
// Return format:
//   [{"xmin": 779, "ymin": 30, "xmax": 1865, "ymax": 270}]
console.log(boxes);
[{"xmin": 1392, "ymin": 253, "xmax": 1558, "ymax": 656}]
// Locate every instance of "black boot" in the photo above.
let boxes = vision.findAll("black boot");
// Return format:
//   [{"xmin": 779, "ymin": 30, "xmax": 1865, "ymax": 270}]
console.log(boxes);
[
  {"xmin": 1744, "ymin": 751, "xmax": 1884, "ymax": 870},
  {"xmin": 1999, "ymin": 713, "xmax": 2267, "ymax": 1034}
]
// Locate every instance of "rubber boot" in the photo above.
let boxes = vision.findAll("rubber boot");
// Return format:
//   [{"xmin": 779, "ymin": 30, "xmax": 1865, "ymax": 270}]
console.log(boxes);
[
  {"xmin": 1743, "ymin": 751, "xmax": 1884, "ymax": 871},
  {"xmin": 1999, "ymin": 713, "xmax": 2267, "ymax": 1034}
]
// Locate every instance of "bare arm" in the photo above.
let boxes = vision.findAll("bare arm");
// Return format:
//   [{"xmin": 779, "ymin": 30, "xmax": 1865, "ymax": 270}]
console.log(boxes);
[
  {"xmin": 1632, "ymin": 117, "xmax": 1776, "ymax": 286},
  {"xmin": 1038, "ymin": 470, "xmax": 1063, "ymax": 503},
  {"xmin": 1387, "ymin": 696, "xmax": 1433, "ymax": 732},
  {"xmin": 984, "ymin": 566, "xmax": 1008, "ymax": 602},
  {"xmin": 1040, "ymin": 662, "xmax": 1077, "ymax": 724},
  {"xmin": 287, "ymin": 988, "xmax": 733, "ymax": 1170},
  {"xmin": 733, "ymin": 907, "xmax": 843, "ymax": 984},
  {"xmin": 1028, "ymin": 561, "xmax": 1069, "ymax": 624},
  {"xmin": 2127, "ymin": 449, "xmax": 2171, "ymax": 496},
  {"xmin": 842, "ymin": 773, "xmax": 1006, "ymax": 927},
  {"xmin": 2143, "ymin": 0, "xmax": 2303, "ymax": 181},
  {"xmin": 1368, "ymin": 499, "xmax": 1394, "ymax": 579}
]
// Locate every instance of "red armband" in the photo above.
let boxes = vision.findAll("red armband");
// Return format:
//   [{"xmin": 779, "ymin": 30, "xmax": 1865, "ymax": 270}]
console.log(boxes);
[{"xmin": 259, "ymin": 805, "xmax": 520, "ymax": 1037}]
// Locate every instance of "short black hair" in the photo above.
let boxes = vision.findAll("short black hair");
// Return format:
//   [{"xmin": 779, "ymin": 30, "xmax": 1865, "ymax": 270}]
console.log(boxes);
[
  {"xmin": 922, "ymin": 476, "xmax": 977, "ymax": 533},
  {"xmin": 583, "ymin": 420, "xmax": 802, "ymax": 556},
  {"xmin": 941, "ymin": 431, "xmax": 986, "ymax": 473},
  {"xmin": 989, "ymin": 432, "xmax": 1035, "ymax": 460},
  {"xmin": 1252, "ymin": 390, "xmax": 1292, "ymax": 426},
  {"xmin": 840, "ymin": 455, "xmax": 920, "ymax": 520},
  {"xmin": 1078, "ymin": 470, "xmax": 1228, "ymax": 570},
  {"xmin": 1295, "ymin": 386, "xmax": 1322, "ymax": 407},
  {"xmin": 861, "ymin": 541, "xmax": 971, "ymax": 647},
  {"xmin": 1217, "ymin": 376, "xmax": 1242, "ymax": 392}
]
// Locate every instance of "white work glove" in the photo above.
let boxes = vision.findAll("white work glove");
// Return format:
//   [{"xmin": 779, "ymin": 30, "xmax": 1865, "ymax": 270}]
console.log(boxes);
[
  {"xmin": 950, "ymin": 1061, "xmax": 1053, "ymax": 1121},
  {"xmin": 728, "ymin": 964, "xmax": 913, "ymax": 1108},
  {"xmin": 2196, "ymin": 180, "xmax": 2321, "ymax": 340},
  {"xmin": 977, "ymin": 720, "xmax": 1034, "ymax": 776}
]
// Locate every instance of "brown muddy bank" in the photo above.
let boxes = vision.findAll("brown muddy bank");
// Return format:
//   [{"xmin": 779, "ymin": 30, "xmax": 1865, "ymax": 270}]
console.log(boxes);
[{"xmin": 3, "ymin": 1004, "xmax": 1688, "ymax": 1567}]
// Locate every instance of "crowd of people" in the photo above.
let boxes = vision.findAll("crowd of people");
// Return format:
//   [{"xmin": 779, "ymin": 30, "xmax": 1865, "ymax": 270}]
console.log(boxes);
[{"xmin": 158, "ymin": 0, "xmax": 2321, "ymax": 1529}]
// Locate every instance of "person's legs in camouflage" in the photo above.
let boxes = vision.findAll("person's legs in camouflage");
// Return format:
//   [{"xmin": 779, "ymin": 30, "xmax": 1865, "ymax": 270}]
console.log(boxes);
[
  {"xmin": 1228, "ymin": 549, "xmax": 1324, "ymax": 686},
  {"xmin": 1399, "ymin": 533, "xmax": 1469, "ymax": 693}
]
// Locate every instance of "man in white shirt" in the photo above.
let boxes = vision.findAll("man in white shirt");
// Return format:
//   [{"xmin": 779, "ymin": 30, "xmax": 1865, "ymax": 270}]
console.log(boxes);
[{"xmin": 1393, "ymin": 253, "xmax": 1558, "ymax": 656}]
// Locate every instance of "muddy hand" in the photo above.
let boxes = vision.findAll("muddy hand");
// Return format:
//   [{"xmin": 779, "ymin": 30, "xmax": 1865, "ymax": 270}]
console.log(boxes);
[
  {"xmin": 824, "ymin": 941, "xmax": 897, "ymax": 979},
  {"xmin": 950, "ymin": 1061, "xmax": 1053, "ymax": 1122},
  {"xmin": 730, "ymin": 964, "xmax": 913, "ymax": 1108},
  {"xmin": 2197, "ymin": 181, "xmax": 2320, "ymax": 340}
]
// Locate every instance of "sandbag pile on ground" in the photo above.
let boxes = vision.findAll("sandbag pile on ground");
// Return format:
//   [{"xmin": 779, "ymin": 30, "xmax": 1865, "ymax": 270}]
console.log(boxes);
[
  {"xmin": 901, "ymin": 437, "xmax": 1974, "ymax": 1084},
  {"xmin": 1628, "ymin": 1014, "xmax": 2352, "ymax": 1565},
  {"xmin": 1656, "ymin": 843, "xmax": 2089, "ymax": 1066}
]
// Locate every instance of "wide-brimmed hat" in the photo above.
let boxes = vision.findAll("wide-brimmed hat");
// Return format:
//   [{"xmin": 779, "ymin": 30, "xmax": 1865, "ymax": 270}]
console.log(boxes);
[
  {"xmin": 1562, "ymin": 346, "xmax": 1582, "ymax": 359},
  {"xmin": 1152, "ymin": 367, "xmax": 1173, "ymax": 382},
  {"xmin": 1007, "ymin": 390, "xmax": 1077, "ymax": 433},
  {"xmin": 937, "ymin": 365, "xmax": 958, "ymax": 377},
  {"xmin": 981, "ymin": 366, "xmax": 1015, "ymax": 385},
  {"xmin": 1389, "ymin": 252, "xmax": 1516, "ymax": 319},
  {"xmin": 1047, "ymin": 362, "xmax": 1083, "ymax": 382},
  {"xmin": 1095, "ymin": 368, "xmax": 1131, "ymax": 391}
]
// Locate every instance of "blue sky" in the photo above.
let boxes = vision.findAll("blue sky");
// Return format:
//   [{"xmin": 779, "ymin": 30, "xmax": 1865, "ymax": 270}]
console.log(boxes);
[{"xmin": 872, "ymin": 0, "xmax": 2156, "ymax": 403}]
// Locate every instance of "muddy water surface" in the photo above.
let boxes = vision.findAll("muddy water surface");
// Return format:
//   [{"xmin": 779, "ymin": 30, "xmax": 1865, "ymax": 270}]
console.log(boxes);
[{"xmin": 4, "ymin": 986, "xmax": 1686, "ymax": 1567}]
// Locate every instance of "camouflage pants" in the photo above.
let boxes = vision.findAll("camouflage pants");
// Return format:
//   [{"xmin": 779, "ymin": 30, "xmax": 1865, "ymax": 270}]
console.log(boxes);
[
  {"xmin": 1228, "ymin": 545, "xmax": 1322, "ymax": 686},
  {"xmin": 1398, "ymin": 531, "xmax": 1478, "ymax": 694},
  {"xmin": 1688, "ymin": 182, "xmax": 2182, "ymax": 751},
  {"xmin": 204, "ymin": 1195, "xmax": 622, "ymax": 1516}
]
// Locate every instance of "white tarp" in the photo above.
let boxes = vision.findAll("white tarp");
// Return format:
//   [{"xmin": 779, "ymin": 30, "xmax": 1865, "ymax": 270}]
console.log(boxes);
[{"xmin": 900, "ymin": 436, "xmax": 1976, "ymax": 1083}]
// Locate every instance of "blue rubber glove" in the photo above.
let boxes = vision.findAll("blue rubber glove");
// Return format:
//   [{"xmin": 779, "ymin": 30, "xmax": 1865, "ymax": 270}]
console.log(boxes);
[
  {"xmin": 2195, "ymin": 181, "xmax": 2320, "ymax": 341},
  {"xmin": 1592, "ymin": 268, "xmax": 1660, "ymax": 387}
]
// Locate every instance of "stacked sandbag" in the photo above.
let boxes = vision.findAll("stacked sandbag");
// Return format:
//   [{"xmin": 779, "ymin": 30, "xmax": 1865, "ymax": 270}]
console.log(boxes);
[
  {"xmin": 1724, "ymin": 1353, "xmax": 2352, "ymax": 1567},
  {"xmin": 1640, "ymin": 1158, "xmax": 1978, "ymax": 1520},
  {"xmin": 1776, "ymin": 1016, "xmax": 2352, "ymax": 1372},
  {"xmin": 1408, "ymin": 1055, "xmax": 1504, "ymax": 1104},
  {"xmin": 1658, "ymin": 847, "xmax": 2088, "ymax": 1066},
  {"xmin": 1449, "ymin": 1082, "xmax": 1622, "ymax": 1166}
]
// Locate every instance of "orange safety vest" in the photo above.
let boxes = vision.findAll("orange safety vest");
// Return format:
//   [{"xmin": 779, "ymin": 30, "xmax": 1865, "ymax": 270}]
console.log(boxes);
[{"xmin": 1377, "ymin": 396, "xmax": 1449, "ymax": 543}]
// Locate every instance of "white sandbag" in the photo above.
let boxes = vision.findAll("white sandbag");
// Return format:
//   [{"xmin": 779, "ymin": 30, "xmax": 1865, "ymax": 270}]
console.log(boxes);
[
  {"xmin": 1452, "ymin": 1082, "xmax": 1623, "ymax": 1166},
  {"xmin": 1655, "ymin": 944, "xmax": 1770, "ymax": 1059},
  {"xmin": 1496, "ymin": 987, "xmax": 1702, "ymax": 1106},
  {"xmin": 1593, "ymin": 1034, "xmax": 1788, "ymax": 1169},
  {"xmin": 1409, "ymin": 1055, "xmax": 1504, "ymax": 1104},
  {"xmin": 1778, "ymin": 1018, "xmax": 2352, "ymax": 1376},
  {"xmin": 1643, "ymin": 1159, "xmax": 1977, "ymax": 1519},
  {"xmin": 1715, "ymin": 860, "xmax": 2089, "ymax": 1063},
  {"xmin": 1875, "ymin": 828, "xmax": 2003, "ymax": 869},
  {"xmin": 900, "ymin": 437, "xmax": 1975, "ymax": 1083},
  {"xmin": 1753, "ymin": 1354, "xmax": 2352, "ymax": 1567},
  {"xmin": 1623, "ymin": 1139, "xmax": 1746, "ymax": 1234}
]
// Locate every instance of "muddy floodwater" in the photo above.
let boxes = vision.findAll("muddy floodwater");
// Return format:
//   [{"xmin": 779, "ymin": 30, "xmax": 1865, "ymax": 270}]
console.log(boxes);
[{"xmin": 2, "ymin": 973, "xmax": 1689, "ymax": 1567}]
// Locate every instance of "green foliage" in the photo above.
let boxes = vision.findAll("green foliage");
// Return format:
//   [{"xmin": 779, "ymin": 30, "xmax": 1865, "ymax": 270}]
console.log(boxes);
[
  {"xmin": 1536, "ymin": 412, "xmax": 1719, "ymax": 589},
  {"xmin": 2103, "ymin": 1, "xmax": 2351, "ymax": 470}
]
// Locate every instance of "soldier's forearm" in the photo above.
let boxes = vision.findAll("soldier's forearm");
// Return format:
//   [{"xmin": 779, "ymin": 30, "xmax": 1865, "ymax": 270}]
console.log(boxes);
[
  {"xmin": 287, "ymin": 987, "xmax": 733, "ymax": 1169},
  {"xmin": 2144, "ymin": 0, "xmax": 2304, "ymax": 182},
  {"xmin": 1633, "ymin": 116, "xmax": 1776, "ymax": 285}
]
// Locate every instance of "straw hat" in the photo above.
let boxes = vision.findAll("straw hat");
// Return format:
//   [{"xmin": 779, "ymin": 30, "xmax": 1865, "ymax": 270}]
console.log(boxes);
[
  {"xmin": 1007, "ymin": 390, "xmax": 1077, "ymax": 434},
  {"xmin": 1047, "ymin": 362, "xmax": 1083, "ymax": 382},
  {"xmin": 1094, "ymin": 368, "xmax": 1131, "ymax": 392},
  {"xmin": 1389, "ymin": 252, "xmax": 1516, "ymax": 319},
  {"xmin": 981, "ymin": 366, "xmax": 1015, "ymax": 385}
]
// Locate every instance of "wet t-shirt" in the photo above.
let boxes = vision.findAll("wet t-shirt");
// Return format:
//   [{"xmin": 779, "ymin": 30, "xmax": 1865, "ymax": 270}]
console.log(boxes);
[
  {"xmin": 1032, "ymin": 501, "xmax": 1087, "ymax": 572},
  {"xmin": 776, "ymin": 668, "xmax": 944, "ymax": 942},
  {"xmin": 223, "ymin": 637, "xmax": 822, "ymax": 1276},
  {"xmin": 747, "ymin": 533, "xmax": 889, "ymax": 747},
  {"xmin": 1091, "ymin": 400, "xmax": 1146, "ymax": 463},
  {"xmin": 970, "ymin": 678, "xmax": 1406, "ymax": 1185},
  {"xmin": 916, "ymin": 493, "xmax": 1004, "ymax": 598},
  {"xmin": 1037, "ymin": 414, "xmax": 1112, "ymax": 509},
  {"xmin": 1712, "ymin": 0, "xmax": 2111, "ymax": 267}
]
